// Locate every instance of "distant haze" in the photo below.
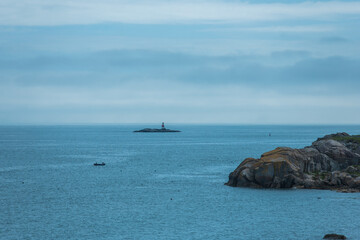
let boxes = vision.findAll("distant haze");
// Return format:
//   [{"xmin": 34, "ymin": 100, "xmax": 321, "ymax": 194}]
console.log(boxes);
[{"xmin": 0, "ymin": 0, "xmax": 360, "ymax": 124}]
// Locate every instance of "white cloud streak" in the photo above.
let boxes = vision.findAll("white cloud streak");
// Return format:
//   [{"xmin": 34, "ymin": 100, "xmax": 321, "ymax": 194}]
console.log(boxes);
[
  {"xmin": 203, "ymin": 25, "xmax": 336, "ymax": 33},
  {"xmin": 0, "ymin": 0, "xmax": 360, "ymax": 26}
]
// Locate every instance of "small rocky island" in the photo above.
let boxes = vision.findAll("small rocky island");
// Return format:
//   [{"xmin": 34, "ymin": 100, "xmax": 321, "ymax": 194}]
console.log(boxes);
[
  {"xmin": 226, "ymin": 133, "xmax": 360, "ymax": 192},
  {"xmin": 134, "ymin": 122, "xmax": 181, "ymax": 133}
]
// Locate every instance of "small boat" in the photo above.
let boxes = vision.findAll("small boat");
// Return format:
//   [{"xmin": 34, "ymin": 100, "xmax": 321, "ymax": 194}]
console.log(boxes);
[{"xmin": 93, "ymin": 162, "xmax": 106, "ymax": 166}]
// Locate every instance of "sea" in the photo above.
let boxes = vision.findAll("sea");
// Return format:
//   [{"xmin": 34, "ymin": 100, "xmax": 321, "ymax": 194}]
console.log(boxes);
[{"xmin": 1, "ymin": 125, "xmax": 360, "ymax": 240}]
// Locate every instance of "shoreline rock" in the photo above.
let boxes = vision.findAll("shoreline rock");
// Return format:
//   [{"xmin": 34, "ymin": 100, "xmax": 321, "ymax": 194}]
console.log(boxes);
[{"xmin": 225, "ymin": 133, "xmax": 360, "ymax": 192}]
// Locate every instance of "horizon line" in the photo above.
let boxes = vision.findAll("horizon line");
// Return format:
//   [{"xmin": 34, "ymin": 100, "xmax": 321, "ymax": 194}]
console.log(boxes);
[{"xmin": 1, "ymin": 123, "xmax": 360, "ymax": 126}]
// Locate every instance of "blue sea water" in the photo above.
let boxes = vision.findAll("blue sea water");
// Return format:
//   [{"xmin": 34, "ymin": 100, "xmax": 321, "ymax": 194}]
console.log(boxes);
[{"xmin": 1, "ymin": 125, "xmax": 360, "ymax": 240}]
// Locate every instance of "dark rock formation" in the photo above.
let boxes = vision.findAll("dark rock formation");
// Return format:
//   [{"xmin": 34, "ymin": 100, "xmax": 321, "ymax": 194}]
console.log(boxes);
[
  {"xmin": 226, "ymin": 133, "xmax": 360, "ymax": 192},
  {"xmin": 134, "ymin": 128, "xmax": 180, "ymax": 132},
  {"xmin": 134, "ymin": 122, "xmax": 180, "ymax": 132},
  {"xmin": 323, "ymin": 233, "xmax": 347, "ymax": 239}
]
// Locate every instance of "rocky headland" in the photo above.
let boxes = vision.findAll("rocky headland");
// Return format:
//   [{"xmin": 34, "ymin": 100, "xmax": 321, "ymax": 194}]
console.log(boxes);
[{"xmin": 226, "ymin": 133, "xmax": 360, "ymax": 192}]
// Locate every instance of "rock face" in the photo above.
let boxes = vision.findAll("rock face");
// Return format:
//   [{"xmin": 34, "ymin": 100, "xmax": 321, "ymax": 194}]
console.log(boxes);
[{"xmin": 226, "ymin": 133, "xmax": 360, "ymax": 192}]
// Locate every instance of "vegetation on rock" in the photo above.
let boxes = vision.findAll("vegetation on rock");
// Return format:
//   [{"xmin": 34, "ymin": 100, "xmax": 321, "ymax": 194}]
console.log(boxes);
[{"xmin": 331, "ymin": 135, "xmax": 360, "ymax": 144}]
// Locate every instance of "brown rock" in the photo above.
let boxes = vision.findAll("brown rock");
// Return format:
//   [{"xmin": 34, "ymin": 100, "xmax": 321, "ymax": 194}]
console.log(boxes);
[{"xmin": 226, "ymin": 133, "xmax": 360, "ymax": 192}]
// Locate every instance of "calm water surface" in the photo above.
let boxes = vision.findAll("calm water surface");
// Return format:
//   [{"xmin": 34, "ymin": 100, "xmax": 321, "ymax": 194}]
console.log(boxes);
[{"xmin": 1, "ymin": 125, "xmax": 360, "ymax": 240}]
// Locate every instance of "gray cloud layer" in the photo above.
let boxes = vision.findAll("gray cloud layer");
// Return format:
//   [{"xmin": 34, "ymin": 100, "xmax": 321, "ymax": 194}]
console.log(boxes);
[
  {"xmin": 1, "ymin": 49, "xmax": 359, "ymax": 124},
  {"xmin": 0, "ymin": 1, "xmax": 359, "ymax": 124},
  {"xmin": 1, "ymin": 1, "xmax": 360, "ymax": 25},
  {"xmin": 1, "ymin": 50, "xmax": 359, "ymax": 90}
]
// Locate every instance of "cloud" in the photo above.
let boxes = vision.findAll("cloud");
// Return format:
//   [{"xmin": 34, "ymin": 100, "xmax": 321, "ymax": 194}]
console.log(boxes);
[
  {"xmin": 270, "ymin": 50, "xmax": 310, "ymax": 58},
  {"xmin": 320, "ymin": 36, "xmax": 349, "ymax": 43},
  {"xmin": 0, "ymin": 2, "xmax": 359, "ymax": 124},
  {"xmin": 205, "ymin": 25, "xmax": 336, "ymax": 33},
  {"xmin": 1, "ymin": 81, "xmax": 359, "ymax": 124},
  {"xmin": 1, "ymin": 1, "xmax": 360, "ymax": 25},
  {"xmin": 1, "ymin": 50, "xmax": 359, "ymax": 90},
  {"xmin": 1, "ymin": 49, "xmax": 359, "ymax": 124}
]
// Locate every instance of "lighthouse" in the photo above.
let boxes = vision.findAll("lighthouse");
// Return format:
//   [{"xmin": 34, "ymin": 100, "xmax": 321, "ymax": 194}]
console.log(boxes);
[{"xmin": 161, "ymin": 122, "xmax": 165, "ymax": 130}]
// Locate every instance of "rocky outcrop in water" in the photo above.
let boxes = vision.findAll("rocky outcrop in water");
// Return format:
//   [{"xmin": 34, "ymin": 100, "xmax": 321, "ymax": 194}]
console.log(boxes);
[
  {"xmin": 226, "ymin": 133, "xmax": 360, "ymax": 192},
  {"xmin": 134, "ymin": 128, "xmax": 180, "ymax": 132},
  {"xmin": 323, "ymin": 233, "xmax": 347, "ymax": 239}
]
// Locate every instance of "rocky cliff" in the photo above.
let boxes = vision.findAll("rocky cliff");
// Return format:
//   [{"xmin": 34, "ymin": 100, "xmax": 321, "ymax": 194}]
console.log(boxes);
[{"xmin": 226, "ymin": 133, "xmax": 360, "ymax": 192}]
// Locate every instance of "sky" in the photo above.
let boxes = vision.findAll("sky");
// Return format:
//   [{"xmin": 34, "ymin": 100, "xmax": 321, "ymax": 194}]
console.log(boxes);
[{"xmin": 0, "ymin": 0, "xmax": 360, "ymax": 124}]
